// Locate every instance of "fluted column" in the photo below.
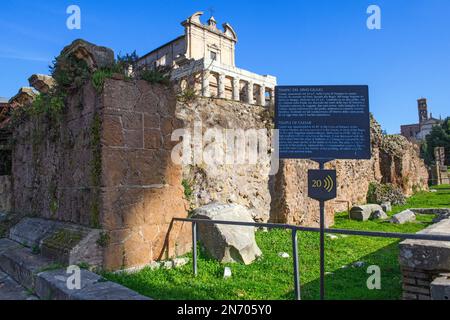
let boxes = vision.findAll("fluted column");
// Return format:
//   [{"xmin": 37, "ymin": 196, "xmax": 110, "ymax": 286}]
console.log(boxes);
[
  {"xmin": 202, "ymin": 70, "xmax": 210, "ymax": 97},
  {"xmin": 218, "ymin": 73, "xmax": 226, "ymax": 99},
  {"xmin": 247, "ymin": 81, "xmax": 254, "ymax": 104},
  {"xmin": 232, "ymin": 77, "xmax": 240, "ymax": 101}
]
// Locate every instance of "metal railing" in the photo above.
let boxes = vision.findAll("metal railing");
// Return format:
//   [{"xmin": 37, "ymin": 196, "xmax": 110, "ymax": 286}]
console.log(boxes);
[{"xmin": 173, "ymin": 217, "xmax": 450, "ymax": 300}]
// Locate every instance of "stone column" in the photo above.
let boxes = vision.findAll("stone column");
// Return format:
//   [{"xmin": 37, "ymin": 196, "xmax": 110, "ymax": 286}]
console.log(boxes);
[
  {"xmin": 269, "ymin": 88, "xmax": 275, "ymax": 106},
  {"xmin": 232, "ymin": 77, "xmax": 240, "ymax": 101},
  {"xmin": 218, "ymin": 73, "xmax": 226, "ymax": 99},
  {"xmin": 247, "ymin": 81, "xmax": 254, "ymax": 104},
  {"xmin": 258, "ymin": 84, "xmax": 266, "ymax": 107},
  {"xmin": 202, "ymin": 70, "xmax": 210, "ymax": 98}
]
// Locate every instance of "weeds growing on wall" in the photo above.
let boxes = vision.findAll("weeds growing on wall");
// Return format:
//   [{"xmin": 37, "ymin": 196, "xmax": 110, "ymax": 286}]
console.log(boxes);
[
  {"xmin": 140, "ymin": 69, "xmax": 171, "ymax": 85},
  {"xmin": 89, "ymin": 113, "xmax": 102, "ymax": 228},
  {"xmin": 10, "ymin": 54, "xmax": 89, "ymax": 125},
  {"xmin": 10, "ymin": 49, "xmax": 173, "ymax": 127},
  {"xmin": 50, "ymin": 54, "xmax": 91, "ymax": 92},
  {"xmin": 177, "ymin": 87, "xmax": 197, "ymax": 103},
  {"xmin": 92, "ymin": 69, "xmax": 115, "ymax": 93},
  {"xmin": 182, "ymin": 179, "xmax": 193, "ymax": 200},
  {"xmin": 96, "ymin": 232, "xmax": 110, "ymax": 248}
]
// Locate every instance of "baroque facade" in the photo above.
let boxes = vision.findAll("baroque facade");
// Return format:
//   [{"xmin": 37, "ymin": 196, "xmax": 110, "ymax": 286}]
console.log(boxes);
[{"xmin": 138, "ymin": 12, "xmax": 277, "ymax": 106}]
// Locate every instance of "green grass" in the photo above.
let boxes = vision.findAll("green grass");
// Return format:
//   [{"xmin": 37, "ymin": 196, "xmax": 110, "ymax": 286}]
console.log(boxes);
[{"xmin": 102, "ymin": 185, "xmax": 450, "ymax": 300}]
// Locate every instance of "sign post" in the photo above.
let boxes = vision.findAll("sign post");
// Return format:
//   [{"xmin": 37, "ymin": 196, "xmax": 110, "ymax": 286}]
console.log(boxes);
[{"xmin": 275, "ymin": 85, "xmax": 371, "ymax": 300}]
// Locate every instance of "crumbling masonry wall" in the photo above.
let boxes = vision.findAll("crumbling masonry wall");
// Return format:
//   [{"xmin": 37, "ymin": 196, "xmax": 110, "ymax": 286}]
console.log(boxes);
[
  {"xmin": 177, "ymin": 100, "xmax": 429, "ymax": 227},
  {"xmin": 12, "ymin": 78, "xmax": 190, "ymax": 270},
  {"xmin": 176, "ymin": 98, "xmax": 273, "ymax": 222},
  {"xmin": 270, "ymin": 116, "xmax": 429, "ymax": 226}
]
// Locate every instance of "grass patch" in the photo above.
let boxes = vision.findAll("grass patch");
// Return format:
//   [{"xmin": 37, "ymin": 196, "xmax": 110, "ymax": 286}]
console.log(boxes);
[{"xmin": 102, "ymin": 186, "xmax": 450, "ymax": 300}]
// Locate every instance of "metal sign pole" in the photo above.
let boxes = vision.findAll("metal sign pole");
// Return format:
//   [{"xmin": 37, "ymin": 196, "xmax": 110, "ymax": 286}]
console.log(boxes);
[
  {"xmin": 309, "ymin": 159, "xmax": 334, "ymax": 300},
  {"xmin": 316, "ymin": 160, "xmax": 326, "ymax": 300},
  {"xmin": 319, "ymin": 162, "xmax": 325, "ymax": 300},
  {"xmin": 320, "ymin": 198, "xmax": 325, "ymax": 300},
  {"xmin": 276, "ymin": 85, "xmax": 370, "ymax": 301}
]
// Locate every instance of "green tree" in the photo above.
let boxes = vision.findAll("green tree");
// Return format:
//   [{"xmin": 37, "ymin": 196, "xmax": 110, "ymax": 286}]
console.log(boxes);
[{"xmin": 424, "ymin": 117, "xmax": 450, "ymax": 165}]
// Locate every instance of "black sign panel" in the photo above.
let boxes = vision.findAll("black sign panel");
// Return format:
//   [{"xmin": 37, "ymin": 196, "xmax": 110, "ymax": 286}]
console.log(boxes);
[
  {"xmin": 275, "ymin": 85, "xmax": 371, "ymax": 160},
  {"xmin": 308, "ymin": 170, "xmax": 337, "ymax": 201}
]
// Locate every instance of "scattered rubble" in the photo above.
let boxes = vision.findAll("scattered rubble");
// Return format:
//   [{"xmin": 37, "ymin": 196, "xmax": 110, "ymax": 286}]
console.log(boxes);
[
  {"xmin": 192, "ymin": 203, "xmax": 262, "ymax": 265},
  {"xmin": 381, "ymin": 202, "xmax": 392, "ymax": 212},
  {"xmin": 223, "ymin": 267, "xmax": 232, "ymax": 279},
  {"xmin": 350, "ymin": 204, "xmax": 383, "ymax": 221},
  {"xmin": 390, "ymin": 210, "xmax": 416, "ymax": 224},
  {"xmin": 371, "ymin": 210, "xmax": 388, "ymax": 220}
]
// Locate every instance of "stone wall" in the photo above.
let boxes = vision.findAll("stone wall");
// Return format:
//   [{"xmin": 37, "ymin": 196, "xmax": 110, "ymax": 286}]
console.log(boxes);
[
  {"xmin": 175, "ymin": 97, "xmax": 273, "ymax": 222},
  {"xmin": 178, "ymin": 99, "xmax": 429, "ymax": 227},
  {"xmin": 379, "ymin": 135, "xmax": 429, "ymax": 196},
  {"xmin": 0, "ymin": 176, "xmax": 11, "ymax": 213},
  {"xmin": 100, "ymin": 78, "xmax": 190, "ymax": 270},
  {"xmin": 12, "ymin": 77, "xmax": 190, "ymax": 270},
  {"xmin": 399, "ymin": 219, "xmax": 450, "ymax": 300},
  {"xmin": 12, "ymin": 83, "xmax": 98, "ymax": 224},
  {"xmin": 270, "ymin": 116, "xmax": 429, "ymax": 227}
]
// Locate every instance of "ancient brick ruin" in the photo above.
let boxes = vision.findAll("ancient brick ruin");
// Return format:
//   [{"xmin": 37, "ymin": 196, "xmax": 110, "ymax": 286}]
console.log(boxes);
[
  {"xmin": 399, "ymin": 218, "xmax": 450, "ymax": 300},
  {"xmin": 9, "ymin": 40, "xmax": 191, "ymax": 270},
  {"xmin": 0, "ymin": 38, "xmax": 431, "ymax": 270}
]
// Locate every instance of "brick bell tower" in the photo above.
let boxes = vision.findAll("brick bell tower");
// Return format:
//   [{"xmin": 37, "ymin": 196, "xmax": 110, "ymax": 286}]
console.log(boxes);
[{"xmin": 418, "ymin": 98, "xmax": 428, "ymax": 124}]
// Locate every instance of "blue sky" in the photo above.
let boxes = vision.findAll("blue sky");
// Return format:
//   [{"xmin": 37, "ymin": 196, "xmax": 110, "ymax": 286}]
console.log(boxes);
[{"xmin": 1, "ymin": 0, "xmax": 449, "ymax": 133}]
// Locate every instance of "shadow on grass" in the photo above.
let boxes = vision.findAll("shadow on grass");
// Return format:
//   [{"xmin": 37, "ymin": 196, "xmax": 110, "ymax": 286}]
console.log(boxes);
[
  {"xmin": 105, "ymin": 240, "xmax": 404, "ymax": 301},
  {"xmin": 299, "ymin": 242, "xmax": 402, "ymax": 300}
]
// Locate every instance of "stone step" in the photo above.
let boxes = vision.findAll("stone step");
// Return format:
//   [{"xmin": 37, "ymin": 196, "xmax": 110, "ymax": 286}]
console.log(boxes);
[
  {"xmin": 9, "ymin": 218, "xmax": 102, "ymax": 268},
  {"xmin": 35, "ymin": 269, "xmax": 150, "ymax": 300},
  {"xmin": 0, "ymin": 270, "xmax": 38, "ymax": 300},
  {"xmin": 0, "ymin": 238, "xmax": 150, "ymax": 300},
  {"xmin": 0, "ymin": 238, "xmax": 55, "ymax": 290}
]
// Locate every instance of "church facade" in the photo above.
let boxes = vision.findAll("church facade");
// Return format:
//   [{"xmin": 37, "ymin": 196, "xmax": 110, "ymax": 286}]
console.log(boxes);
[{"xmin": 137, "ymin": 12, "xmax": 277, "ymax": 106}]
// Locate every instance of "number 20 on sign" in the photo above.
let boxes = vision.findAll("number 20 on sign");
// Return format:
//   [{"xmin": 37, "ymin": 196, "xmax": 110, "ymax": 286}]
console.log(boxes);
[{"xmin": 308, "ymin": 170, "xmax": 337, "ymax": 201}]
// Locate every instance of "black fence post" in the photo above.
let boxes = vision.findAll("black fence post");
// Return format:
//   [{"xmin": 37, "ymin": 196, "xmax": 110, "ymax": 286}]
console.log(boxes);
[
  {"xmin": 192, "ymin": 222, "xmax": 198, "ymax": 276},
  {"xmin": 292, "ymin": 228, "xmax": 301, "ymax": 300}
]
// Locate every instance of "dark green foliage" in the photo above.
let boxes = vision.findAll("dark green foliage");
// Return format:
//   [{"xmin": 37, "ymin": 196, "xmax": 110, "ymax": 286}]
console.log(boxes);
[
  {"xmin": 97, "ymin": 232, "xmax": 110, "ymax": 248},
  {"xmin": 117, "ymin": 51, "xmax": 139, "ymax": 70},
  {"xmin": 423, "ymin": 117, "xmax": 450, "ymax": 166},
  {"xmin": 91, "ymin": 51, "xmax": 140, "ymax": 93},
  {"xmin": 77, "ymin": 262, "xmax": 91, "ymax": 270},
  {"xmin": 90, "ymin": 113, "xmax": 102, "ymax": 229},
  {"xmin": 182, "ymin": 179, "xmax": 193, "ymax": 200},
  {"xmin": 50, "ymin": 54, "xmax": 91, "ymax": 92},
  {"xmin": 178, "ymin": 87, "xmax": 197, "ymax": 103},
  {"xmin": 92, "ymin": 69, "xmax": 115, "ymax": 93},
  {"xmin": 140, "ymin": 69, "xmax": 170, "ymax": 85},
  {"xmin": 31, "ymin": 245, "xmax": 41, "ymax": 255}
]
